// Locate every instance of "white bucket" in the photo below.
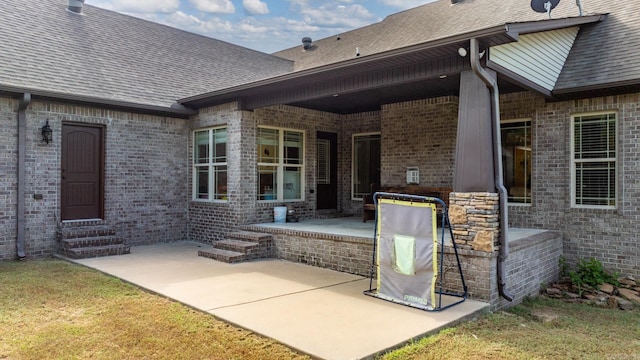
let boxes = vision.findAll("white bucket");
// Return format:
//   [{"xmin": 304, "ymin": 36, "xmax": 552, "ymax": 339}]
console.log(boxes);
[{"xmin": 274, "ymin": 206, "xmax": 287, "ymax": 223}]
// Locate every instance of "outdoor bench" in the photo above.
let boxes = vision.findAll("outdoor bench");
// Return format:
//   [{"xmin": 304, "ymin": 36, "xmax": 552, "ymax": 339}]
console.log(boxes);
[{"xmin": 362, "ymin": 184, "xmax": 452, "ymax": 223}]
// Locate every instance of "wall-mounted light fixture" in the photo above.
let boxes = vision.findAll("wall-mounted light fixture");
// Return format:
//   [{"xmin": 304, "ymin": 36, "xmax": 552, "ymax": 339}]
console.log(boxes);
[{"xmin": 41, "ymin": 119, "xmax": 52, "ymax": 144}]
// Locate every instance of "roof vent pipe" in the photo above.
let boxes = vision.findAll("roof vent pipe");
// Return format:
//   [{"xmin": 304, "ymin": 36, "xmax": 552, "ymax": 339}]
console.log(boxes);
[
  {"xmin": 576, "ymin": 0, "xmax": 583, "ymax": 16},
  {"xmin": 67, "ymin": 0, "xmax": 84, "ymax": 14},
  {"xmin": 302, "ymin": 37, "xmax": 312, "ymax": 50}
]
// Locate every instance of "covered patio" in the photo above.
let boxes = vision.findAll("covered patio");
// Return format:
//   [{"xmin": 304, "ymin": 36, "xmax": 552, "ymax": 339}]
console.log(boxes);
[{"xmin": 73, "ymin": 241, "xmax": 489, "ymax": 360}]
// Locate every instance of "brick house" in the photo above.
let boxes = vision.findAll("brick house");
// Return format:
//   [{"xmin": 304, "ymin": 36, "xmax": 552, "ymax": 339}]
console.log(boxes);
[{"xmin": 2, "ymin": 0, "xmax": 639, "ymax": 310}]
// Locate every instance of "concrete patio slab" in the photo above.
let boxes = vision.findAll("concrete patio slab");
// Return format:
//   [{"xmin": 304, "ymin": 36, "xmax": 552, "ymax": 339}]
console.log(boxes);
[{"xmin": 73, "ymin": 241, "xmax": 489, "ymax": 360}]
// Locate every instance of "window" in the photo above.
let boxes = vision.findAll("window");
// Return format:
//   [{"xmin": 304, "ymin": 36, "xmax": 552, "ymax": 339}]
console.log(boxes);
[
  {"xmin": 352, "ymin": 133, "xmax": 381, "ymax": 199},
  {"xmin": 501, "ymin": 120, "xmax": 532, "ymax": 204},
  {"xmin": 317, "ymin": 138, "xmax": 331, "ymax": 185},
  {"xmin": 571, "ymin": 112, "xmax": 617, "ymax": 208},
  {"xmin": 193, "ymin": 127, "xmax": 227, "ymax": 201},
  {"xmin": 257, "ymin": 127, "xmax": 304, "ymax": 201}
]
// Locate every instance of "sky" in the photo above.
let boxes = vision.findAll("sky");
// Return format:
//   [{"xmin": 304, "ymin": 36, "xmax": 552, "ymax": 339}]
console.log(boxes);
[{"xmin": 86, "ymin": 0, "xmax": 438, "ymax": 54}]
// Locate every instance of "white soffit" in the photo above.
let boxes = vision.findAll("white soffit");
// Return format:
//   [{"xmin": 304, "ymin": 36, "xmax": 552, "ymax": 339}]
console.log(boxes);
[{"xmin": 489, "ymin": 27, "xmax": 580, "ymax": 91}]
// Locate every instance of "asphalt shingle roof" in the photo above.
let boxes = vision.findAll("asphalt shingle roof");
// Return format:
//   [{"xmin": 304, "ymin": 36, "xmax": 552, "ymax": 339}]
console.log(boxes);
[
  {"xmin": 1, "ymin": 0, "xmax": 637, "ymax": 106},
  {"xmin": 274, "ymin": 0, "xmax": 640, "ymax": 94},
  {"xmin": 0, "ymin": 0, "xmax": 293, "ymax": 108}
]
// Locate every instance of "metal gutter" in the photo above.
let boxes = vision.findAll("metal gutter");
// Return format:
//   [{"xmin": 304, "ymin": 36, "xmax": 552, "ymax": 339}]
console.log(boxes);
[
  {"xmin": 553, "ymin": 78, "xmax": 640, "ymax": 95},
  {"xmin": 470, "ymin": 38, "xmax": 513, "ymax": 302},
  {"xmin": 505, "ymin": 14, "xmax": 606, "ymax": 40},
  {"xmin": 0, "ymin": 85, "xmax": 196, "ymax": 118},
  {"xmin": 17, "ymin": 93, "xmax": 30, "ymax": 260}
]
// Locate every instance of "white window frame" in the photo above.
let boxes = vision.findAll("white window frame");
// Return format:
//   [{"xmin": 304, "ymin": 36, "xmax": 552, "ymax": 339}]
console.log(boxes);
[
  {"xmin": 192, "ymin": 126, "xmax": 228, "ymax": 202},
  {"xmin": 352, "ymin": 132, "xmax": 381, "ymax": 201},
  {"xmin": 501, "ymin": 118, "xmax": 532, "ymax": 206},
  {"xmin": 570, "ymin": 111, "xmax": 617, "ymax": 209},
  {"xmin": 257, "ymin": 126, "xmax": 305, "ymax": 202}
]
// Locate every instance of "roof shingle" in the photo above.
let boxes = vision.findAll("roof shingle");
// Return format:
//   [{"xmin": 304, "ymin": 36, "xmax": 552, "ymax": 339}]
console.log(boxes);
[{"xmin": 0, "ymin": 0, "xmax": 293, "ymax": 108}]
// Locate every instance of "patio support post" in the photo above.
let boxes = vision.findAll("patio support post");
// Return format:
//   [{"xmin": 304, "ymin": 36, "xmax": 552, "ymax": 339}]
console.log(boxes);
[
  {"xmin": 469, "ymin": 38, "xmax": 513, "ymax": 302},
  {"xmin": 17, "ymin": 92, "xmax": 31, "ymax": 260}
]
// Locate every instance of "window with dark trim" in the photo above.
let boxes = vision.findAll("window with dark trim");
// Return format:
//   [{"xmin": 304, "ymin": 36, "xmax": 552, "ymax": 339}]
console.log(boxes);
[
  {"xmin": 352, "ymin": 133, "xmax": 381, "ymax": 200},
  {"xmin": 501, "ymin": 120, "xmax": 532, "ymax": 204},
  {"xmin": 257, "ymin": 127, "xmax": 304, "ymax": 201},
  {"xmin": 193, "ymin": 127, "xmax": 227, "ymax": 201},
  {"xmin": 571, "ymin": 112, "xmax": 617, "ymax": 208}
]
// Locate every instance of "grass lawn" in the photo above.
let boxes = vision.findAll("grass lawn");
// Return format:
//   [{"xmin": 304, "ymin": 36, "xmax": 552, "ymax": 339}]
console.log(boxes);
[
  {"xmin": 382, "ymin": 296, "xmax": 640, "ymax": 360},
  {"xmin": 0, "ymin": 260, "xmax": 309, "ymax": 360},
  {"xmin": 2, "ymin": 260, "xmax": 639, "ymax": 360}
]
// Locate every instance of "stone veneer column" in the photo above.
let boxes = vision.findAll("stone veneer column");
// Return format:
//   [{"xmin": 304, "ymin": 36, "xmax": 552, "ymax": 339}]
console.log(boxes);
[{"xmin": 449, "ymin": 192, "xmax": 500, "ymax": 252}]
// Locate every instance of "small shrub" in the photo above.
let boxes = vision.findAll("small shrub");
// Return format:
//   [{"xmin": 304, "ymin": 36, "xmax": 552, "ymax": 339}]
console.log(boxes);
[{"xmin": 565, "ymin": 257, "xmax": 619, "ymax": 295}]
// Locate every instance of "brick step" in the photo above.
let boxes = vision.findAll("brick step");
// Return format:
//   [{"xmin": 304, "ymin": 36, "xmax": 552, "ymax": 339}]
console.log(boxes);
[
  {"xmin": 58, "ymin": 219, "xmax": 109, "ymax": 229},
  {"xmin": 214, "ymin": 239, "xmax": 261, "ymax": 254},
  {"xmin": 57, "ymin": 225, "xmax": 116, "ymax": 239},
  {"xmin": 60, "ymin": 236, "xmax": 125, "ymax": 249},
  {"xmin": 227, "ymin": 231, "xmax": 273, "ymax": 244},
  {"xmin": 198, "ymin": 248, "xmax": 246, "ymax": 264},
  {"xmin": 62, "ymin": 244, "xmax": 130, "ymax": 259}
]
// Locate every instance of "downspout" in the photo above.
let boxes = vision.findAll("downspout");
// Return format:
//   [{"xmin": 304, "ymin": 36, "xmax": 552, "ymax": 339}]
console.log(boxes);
[
  {"xmin": 469, "ymin": 39, "xmax": 513, "ymax": 301},
  {"xmin": 17, "ymin": 93, "xmax": 31, "ymax": 260}
]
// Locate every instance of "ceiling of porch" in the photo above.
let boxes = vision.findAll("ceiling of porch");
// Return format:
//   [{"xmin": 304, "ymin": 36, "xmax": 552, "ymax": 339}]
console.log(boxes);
[
  {"xmin": 180, "ymin": 17, "xmax": 604, "ymax": 115},
  {"xmin": 181, "ymin": 40, "xmax": 528, "ymax": 115}
]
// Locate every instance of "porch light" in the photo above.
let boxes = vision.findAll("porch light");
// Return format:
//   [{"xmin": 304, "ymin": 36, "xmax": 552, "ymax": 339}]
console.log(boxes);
[{"xmin": 41, "ymin": 119, "xmax": 52, "ymax": 144}]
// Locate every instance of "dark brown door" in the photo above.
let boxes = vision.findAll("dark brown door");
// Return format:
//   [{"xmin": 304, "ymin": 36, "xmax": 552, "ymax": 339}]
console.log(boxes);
[
  {"xmin": 61, "ymin": 124, "xmax": 104, "ymax": 220},
  {"xmin": 316, "ymin": 132, "xmax": 337, "ymax": 210}
]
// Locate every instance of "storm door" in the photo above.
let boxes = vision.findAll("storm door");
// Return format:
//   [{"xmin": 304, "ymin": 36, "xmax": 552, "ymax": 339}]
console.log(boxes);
[
  {"xmin": 316, "ymin": 132, "xmax": 338, "ymax": 210},
  {"xmin": 61, "ymin": 124, "xmax": 104, "ymax": 220}
]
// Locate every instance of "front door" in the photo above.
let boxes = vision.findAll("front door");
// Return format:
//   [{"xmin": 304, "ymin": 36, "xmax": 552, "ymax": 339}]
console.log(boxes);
[
  {"xmin": 61, "ymin": 124, "xmax": 104, "ymax": 220},
  {"xmin": 316, "ymin": 132, "xmax": 338, "ymax": 210}
]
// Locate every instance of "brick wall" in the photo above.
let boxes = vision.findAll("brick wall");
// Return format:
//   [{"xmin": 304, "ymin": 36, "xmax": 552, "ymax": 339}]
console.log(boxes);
[
  {"xmin": 189, "ymin": 103, "xmax": 242, "ymax": 243},
  {"xmin": 0, "ymin": 97, "xmax": 18, "ymax": 259},
  {"xmin": 504, "ymin": 92, "xmax": 640, "ymax": 279},
  {"xmin": 242, "ymin": 226, "xmax": 374, "ymax": 276},
  {"xmin": 188, "ymin": 103, "xmax": 342, "ymax": 243},
  {"xmin": 380, "ymin": 97, "xmax": 459, "ymax": 187},
  {"xmin": 0, "ymin": 96, "xmax": 189, "ymax": 259}
]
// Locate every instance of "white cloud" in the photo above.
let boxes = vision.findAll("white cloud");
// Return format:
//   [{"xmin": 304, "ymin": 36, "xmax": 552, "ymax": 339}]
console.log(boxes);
[
  {"xmin": 164, "ymin": 11, "xmax": 234, "ymax": 34},
  {"xmin": 88, "ymin": 0, "xmax": 180, "ymax": 13},
  {"xmin": 189, "ymin": 0, "xmax": 235, "ymax": 14},
  {"xmin": 287, "ymin": 2, "xmax": 375, "ymax": 28},
  {"xmin": 243, "ymin": 0, "xmax": 269, "ymax": 15}
]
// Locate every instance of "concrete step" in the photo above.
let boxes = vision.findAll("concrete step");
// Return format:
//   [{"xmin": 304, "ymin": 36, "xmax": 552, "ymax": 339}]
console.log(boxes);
[
  {"xmin": 198, "ymin": 248, "xmax": 246, "ymax": 264},
  {"xmin": 62, "ymin": 244, "xmax": 130, "ymax": 259},
  {"xmin": 60, "ymin": 236, "xmax": 125, "ymax": 249}
]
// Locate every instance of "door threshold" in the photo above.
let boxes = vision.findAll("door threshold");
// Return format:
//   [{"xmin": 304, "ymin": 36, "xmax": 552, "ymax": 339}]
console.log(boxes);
[{"xmin": 61, "ymin": 218, "xmax": 103, "ymax": 223}]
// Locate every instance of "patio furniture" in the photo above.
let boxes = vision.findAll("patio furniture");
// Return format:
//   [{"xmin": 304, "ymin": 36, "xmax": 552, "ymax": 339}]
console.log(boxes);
[
  {"xmin": 362, "ymin": 184, "xmax": 452, "ymax": 223},
  {"xmin": 362, "ymin": 183, "xmax": 380, "ymax": 222}
]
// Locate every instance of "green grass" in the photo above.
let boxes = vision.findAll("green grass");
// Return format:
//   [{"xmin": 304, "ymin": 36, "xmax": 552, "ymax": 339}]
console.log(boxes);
[
  {"xmin": 381, "ymin": 297, "xmax": 640, "ymax": 360},
  {"xmin": 3, "ymin": 260, "xmax": 639, "ymax": 360},
  {"xmin": 0, "ymin": 260, "xmax": 309, "ymax": 360}
]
